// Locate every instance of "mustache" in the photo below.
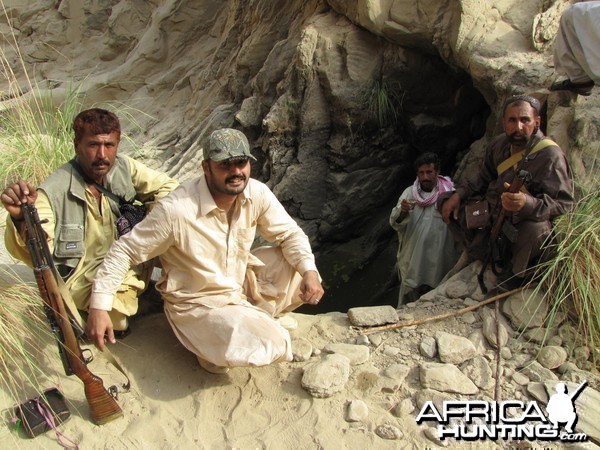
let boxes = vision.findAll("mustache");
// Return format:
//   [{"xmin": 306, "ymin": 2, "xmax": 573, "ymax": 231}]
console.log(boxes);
[
  {"xmin": 420, "ymin": 180, "xmax": 435, "ymax": 191},
  {"xmin": 508, "ymin": 132, "xmax": 527, "ymax": 142},
  {"xmin": 225, "ymin": 175, "xmax": 246, "ymax": 183},
  {"xmin": 92, "ymin": 159, "xmax": 110, "ymax": 167}
]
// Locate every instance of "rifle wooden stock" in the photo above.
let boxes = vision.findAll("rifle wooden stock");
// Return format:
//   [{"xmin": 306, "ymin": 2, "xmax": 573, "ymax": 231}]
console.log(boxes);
[{"xmin": 23, "ymin": 202, "xmax": 122, "ymax": 425}]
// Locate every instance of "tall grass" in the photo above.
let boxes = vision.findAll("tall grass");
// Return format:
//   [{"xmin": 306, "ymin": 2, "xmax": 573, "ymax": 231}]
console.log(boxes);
[
  {"xmin": 0, "ymin": 4, "xmax": 85, "ymax": 423},
  {"xmin": 0, "ymin": 86, "xmax": 83, "ymax": 186},
  {"xmin": 530, "ymin": 192, "xmax": 600, "ymax": 366},
  {"xmin": 1, "ymin": 2, "xmax": 64, "ymax": 414},
  {"xmin": 0, "ymin": 11, "xmax": 154, "ymax": 429},
  {"xmin": 1, "ymin": 0, "xmax": 83, "ymax": 186},
  {"xmin": 0, "ymin": 267, "xmax": 52, "ymax": 404}
]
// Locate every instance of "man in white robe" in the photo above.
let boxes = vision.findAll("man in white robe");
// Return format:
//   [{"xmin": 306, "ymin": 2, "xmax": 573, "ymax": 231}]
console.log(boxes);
[
  {"xmin": 389, "ymin": 153, "xmax": 459, "ymax": 305},
  {"xmin": 550, "ymin": 1, "xmax": 600, "ymax": 96}
]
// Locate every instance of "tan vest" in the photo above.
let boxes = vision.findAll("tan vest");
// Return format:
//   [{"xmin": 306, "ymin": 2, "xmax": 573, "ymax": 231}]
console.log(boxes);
[{"xmin": 39, "ymin": 155, "xmax": 135, "ymax": 271}]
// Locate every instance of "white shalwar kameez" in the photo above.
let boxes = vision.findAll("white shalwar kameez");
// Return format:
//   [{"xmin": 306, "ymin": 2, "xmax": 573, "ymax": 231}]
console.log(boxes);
[
  {"xmin": 390, "ymin": 186, "xmax": 459, "ymax": 306},
  {"xmin": 91, "ymin": 175, "xmax": 319, "ymax": 368},
  {"xmin": 554, "ymin": 1, "xmax": 600, "ymax": 83}
]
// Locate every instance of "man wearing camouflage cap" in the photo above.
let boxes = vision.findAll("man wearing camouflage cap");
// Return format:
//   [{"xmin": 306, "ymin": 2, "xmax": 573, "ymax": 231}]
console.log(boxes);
[{"xmin": 87, "ymin": 128, "xmax": 324, "ymax": 373}]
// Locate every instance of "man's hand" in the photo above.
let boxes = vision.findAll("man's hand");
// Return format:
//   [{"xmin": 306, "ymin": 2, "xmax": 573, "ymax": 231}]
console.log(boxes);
[
  {"xmin": 1, "ymin": 180, "xmax": 37, "ymax": 221},
  {"xmin": 400, "ymin": 199, "xmax": 415, "ymax": 213},
  {"xmin": 86, "ymin": 308, "xmax": 116, "ymax": 351},
  {"xmin": 299, "ymin": 270, "xmax": 324, "ymax": 305},
  {"xmin": 501, "ymin": 182, "xmax": 527, "ymax": 212},
  {"xmin": 441, "ymin": 192, "xmax": 461, "ymax": 224}
]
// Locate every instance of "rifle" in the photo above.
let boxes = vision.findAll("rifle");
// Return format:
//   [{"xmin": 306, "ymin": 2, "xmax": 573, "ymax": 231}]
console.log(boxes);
[
  {"xmin": 569, "ymin": 380, "xmax": 588, "ymax": 402},
  {"xmin": 477, "ymin": 169, "xmax": 531, "ymax": 293},
  {"xmin": 22, "ymin": 202, "xmax": 123, "ymax": 425}
]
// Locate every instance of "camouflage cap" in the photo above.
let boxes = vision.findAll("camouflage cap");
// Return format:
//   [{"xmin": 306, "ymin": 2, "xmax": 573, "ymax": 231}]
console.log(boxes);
[{"xmin": 205, "ymin": 128, "xmax": 256, "ymax": 162}]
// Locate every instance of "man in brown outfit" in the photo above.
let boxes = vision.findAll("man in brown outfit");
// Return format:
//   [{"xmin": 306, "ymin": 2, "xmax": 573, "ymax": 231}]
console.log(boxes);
[{"xmin": 440, "ymin": 95, "xmax": 574, "ymax": 289}]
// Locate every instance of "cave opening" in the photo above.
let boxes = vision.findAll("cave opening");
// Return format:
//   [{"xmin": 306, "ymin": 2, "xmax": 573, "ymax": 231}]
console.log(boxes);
[{"xmin": 297, "ymin": 59, "xmax": 492, "ymax": 314}]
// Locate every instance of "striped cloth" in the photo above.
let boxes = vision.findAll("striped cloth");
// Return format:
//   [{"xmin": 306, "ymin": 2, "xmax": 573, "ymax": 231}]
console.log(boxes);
[{"xmin": 411, "ymin": 175, "xmax": 454, "ymax": 208}]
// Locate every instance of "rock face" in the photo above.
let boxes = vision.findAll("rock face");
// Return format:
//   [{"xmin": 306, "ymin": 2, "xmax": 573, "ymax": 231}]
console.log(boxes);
[{"xmin": 0, "ymin": 0, "xmax": 598, "ymax": 308}]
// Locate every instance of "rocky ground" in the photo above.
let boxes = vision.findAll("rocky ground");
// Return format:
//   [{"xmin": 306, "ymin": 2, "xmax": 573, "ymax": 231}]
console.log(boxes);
[{"xmin": 293, "ymin": 260, "xmax": 600, "ymax": 448}]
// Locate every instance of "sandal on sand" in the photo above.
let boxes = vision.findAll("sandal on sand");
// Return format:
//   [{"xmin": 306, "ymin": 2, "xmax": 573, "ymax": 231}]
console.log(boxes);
[
  {"xmin": 549, "ymin": 79, "xmax": 594, "ymax": 96},
  {"xmin": 196, "ymin": 356, "xmax": 229, "ymax": 374},
  {"xmin": 114, "ymin": 327, "xmax": 132, "ymax": 339}
]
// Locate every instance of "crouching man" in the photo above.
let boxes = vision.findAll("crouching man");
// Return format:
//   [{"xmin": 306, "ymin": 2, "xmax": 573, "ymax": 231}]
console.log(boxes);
[
  {"xmin": 440, "ymin": 95, "xmax": 574, "ymax": 290},
  {"xmin": 2, "ymin": 108, "xmax": 178, "ymax": 334},
  {"xmin": 87, "ymin": 128, "xmax": 324, "ymax": 374}
]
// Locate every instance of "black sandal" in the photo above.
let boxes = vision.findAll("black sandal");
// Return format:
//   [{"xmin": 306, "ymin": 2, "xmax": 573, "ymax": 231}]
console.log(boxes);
[
  {"xmin": 114, "ymin": 327, "xmax": 132, "ymax": 339},
  {"xmin": 549, "ymin": 79, "xmax": 595, "ymax": 96}
]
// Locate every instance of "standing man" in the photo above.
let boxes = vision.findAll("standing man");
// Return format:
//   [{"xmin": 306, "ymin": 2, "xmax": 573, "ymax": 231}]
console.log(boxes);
[
  {"xmin": 2, "ymin": 108, "xmax": 179, "ymax": 333},
  {"xmin": 441, "ymin": 95, "xmax": 574, "ymax": 289},
  {"xmin": 86, "ymin": 128, "xmax": 324, "ymax": 374},
  {"xmin": 389, "ymin": 152, "xmax": 459, "ymax": 305}
]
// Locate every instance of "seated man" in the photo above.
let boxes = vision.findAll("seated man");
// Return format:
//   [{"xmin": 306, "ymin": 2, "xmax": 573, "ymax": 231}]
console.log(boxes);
[
  {"xmin": 2, "ymin": 108, "xmax": 179, "ymax": 333},
  {"xmin": 86, "ymin": 128, "xmax": 325, "ymax": 374},
  {"xmin": 440, "ymin": 95, "xmax": 574, "ymax": 289},
  {"xmin": 389, "ymin": 152, "xmax": 459, "ymax": 305}
]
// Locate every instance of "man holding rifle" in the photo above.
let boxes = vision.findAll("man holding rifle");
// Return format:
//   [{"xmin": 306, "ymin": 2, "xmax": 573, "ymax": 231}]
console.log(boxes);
[
  {"xmin": 440, "ymin": 95, "xmax": 574, "ymax": 290},
  {"xmin": 1, "ymin": 108, "xmax": 178, "ymax": 334}
]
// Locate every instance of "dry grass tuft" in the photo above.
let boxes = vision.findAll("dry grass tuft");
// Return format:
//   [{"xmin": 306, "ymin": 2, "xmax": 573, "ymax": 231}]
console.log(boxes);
[{"xmin": 0, "ymin": 267, "xmax": 52, "ymax": 403}]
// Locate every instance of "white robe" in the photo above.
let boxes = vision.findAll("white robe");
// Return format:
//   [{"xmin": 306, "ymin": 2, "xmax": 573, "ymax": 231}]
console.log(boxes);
[
  {"xmin": 92, "ymin": 176, "xmax": 317, "ymax": 368},
  {"xmin": 390, "ymin": 186, "xmax": 459, "ymax": 305},
  {"xmin": 553, "ymin": 1, "xmax": 600, "ymax": 83}
]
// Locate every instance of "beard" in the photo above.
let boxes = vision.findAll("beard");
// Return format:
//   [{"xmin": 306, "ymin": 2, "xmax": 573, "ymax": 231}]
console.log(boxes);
[
  {"xmin": 508, "ymin": 133, "xmax": 527, "ymax": 145},
  {"xmin": 507, "ymin": 128, "xmax": 538, "ymax": 147},
  {"xmin": 207, "ymin": 174, "xmax": 248, "ymax": 196},
  {"xmin": 204, "ymin": 162, "xmax": 249, "ymax": 196},
  {"xmin": 222, "ymin": 175, "xmax": 247, "ymax": 194},
  {"xmin": 419, "ymin": 180, "xmax": 436, "ymax": 192}
]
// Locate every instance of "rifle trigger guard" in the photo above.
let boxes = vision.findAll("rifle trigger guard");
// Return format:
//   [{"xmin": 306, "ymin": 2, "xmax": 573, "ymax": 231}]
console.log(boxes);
[{"xmin": 81, "ymin": 348, "xmax": 94, "ymax": 364}]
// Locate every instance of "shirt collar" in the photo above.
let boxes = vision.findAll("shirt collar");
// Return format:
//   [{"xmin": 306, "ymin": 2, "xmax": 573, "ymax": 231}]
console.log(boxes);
[{"xmin": 198, "ymin": 174, "xmax": 252, "ymax": 217}]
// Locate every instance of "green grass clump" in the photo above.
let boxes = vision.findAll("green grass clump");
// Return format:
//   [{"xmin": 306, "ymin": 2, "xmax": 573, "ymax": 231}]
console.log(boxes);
[
  {"xmin": 530, "ymin": 193, "xmax": 600, "ymax": 365},
  {"xmin": 366, "ymin": 79, "xmax": 404, "ymax": 129}
]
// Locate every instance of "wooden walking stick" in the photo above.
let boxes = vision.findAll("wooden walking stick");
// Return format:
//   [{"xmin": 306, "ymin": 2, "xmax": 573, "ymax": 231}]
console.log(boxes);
[{"xmin": 359, "ymin": 287, "xmax": 525, "ymax": 334}]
